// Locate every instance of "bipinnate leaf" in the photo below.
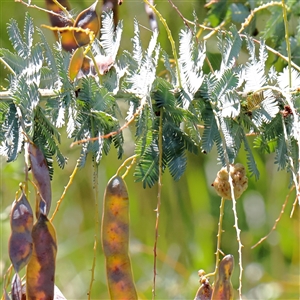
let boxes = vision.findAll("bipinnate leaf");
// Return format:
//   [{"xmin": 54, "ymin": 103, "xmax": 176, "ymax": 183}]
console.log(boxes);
[
  {"xmin": 26, "ymin": 214, "xmax": 57, "ymax": 300},
  {"xmin": 9, "ymin": 192, "xmax": 33, "ymax": 273},
  {"xmin": 27, "ymin": 143, "xmax": 52, "ymax": 217},
  {"xmin": 211, "ymin": 254, "xmax": 234, "ymax": 300},
  {"xmin": 73, "ymin": 0, "xmax": 100, "ymax": 47},
  {"xmin": 101, "ymin": 176, "xmax": 138, "ymax": 299}
]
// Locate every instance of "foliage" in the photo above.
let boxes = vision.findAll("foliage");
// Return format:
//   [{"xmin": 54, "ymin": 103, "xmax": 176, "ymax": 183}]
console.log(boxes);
[{"xmin": 0, "ymin": 1, "xmax": 300, "ymax": 299}]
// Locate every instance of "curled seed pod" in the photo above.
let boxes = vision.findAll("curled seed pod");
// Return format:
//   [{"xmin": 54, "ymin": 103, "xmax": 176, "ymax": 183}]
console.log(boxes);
[
  {"xmin": 68, "ymin": 47, "xmax": 85, "ymax": 81},
  {"xmin": 73, "ymin": 0, "xmax": 100, "ymax": 47},
  {"xmin": 101, "ymin": 175, "xmax": 138, "ymax": 299},
  {"xmin": 211, "ymin": 254, "xmax": 234, "ymax": 300},
  {"xmin": 212, "ymin": 163, "xmax": 248, "ymax": 200},
  {"xmin": 9, "ymin": 191, "xmax": 33, "ymax": 272},
  {"xmin": 27, "ymin": 143, "xmax": 52, "ymax": 217}
]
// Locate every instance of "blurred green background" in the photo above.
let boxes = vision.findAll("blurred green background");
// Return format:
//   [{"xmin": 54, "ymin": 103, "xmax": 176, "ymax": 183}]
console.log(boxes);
[{"xmin": 0, "ymin": 0, "xmax": 299, "ymax": 299}]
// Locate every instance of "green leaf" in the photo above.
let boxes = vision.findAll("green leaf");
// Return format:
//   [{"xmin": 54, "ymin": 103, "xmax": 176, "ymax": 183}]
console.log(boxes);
[{"xmin": 218, "ymin": 25, "xmax": 241, "ymax": 73}]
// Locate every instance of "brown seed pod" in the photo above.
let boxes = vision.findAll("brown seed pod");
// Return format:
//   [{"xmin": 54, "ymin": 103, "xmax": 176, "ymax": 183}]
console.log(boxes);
[
  {"xmin": 73, "ymin": 0, "xmax": 100, "ymax": 47},
  {"xmin": 9, "ymin": 191, "xmax": 33, "ymax": 272}
]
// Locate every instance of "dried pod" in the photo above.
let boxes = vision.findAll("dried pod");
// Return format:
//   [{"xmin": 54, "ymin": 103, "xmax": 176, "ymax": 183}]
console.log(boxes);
[
  {"xmin": 101, "ymin": 175, "xmax": 138, "ymax": 299},
  {"xmin": 9, "ymin": 191, "xmax": 33, "ymax": 272},
  {"xmin": 212, "ymin": 163, "xmax": 248, "ymax": 200},
  {"xmin": 26, "ymin": 214, "xmax": 57, "ymax": 299},
  {"xmin": 27, "ymin": 143, "xmax": 52, "ymax": 217},
  {"xmin": 194, "ymin": 271, "xmax": 212, "ymax": 300},
  {"xmin": 73, "ymin": 0, "xmax": 100, "ymax": 47},
  {"xmin": 211, "ymin": 254, "xmax": 234, "ymax": 300}
]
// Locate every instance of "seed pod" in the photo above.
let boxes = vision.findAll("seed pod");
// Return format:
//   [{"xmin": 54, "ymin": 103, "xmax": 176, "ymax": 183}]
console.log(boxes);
[
  {"xmin": 101, "ymin": 175, "xmax": 138, "ymax": 300},
  {"xmin": 26, "ymin": 214, "xmax": 57, "ymax": 300},
  {"xmin": 27, "ymin": 143, "xmax": 52, "ymax": 217},
  {"xmin": 73, "ymin": 0, "xmax": 100, "ymax": 47},
  {"xmin": 44, "ymin": 0, "xmax": 78, "ymax": 52},
  {"xmin": 9, "ymin": 191, "xmax": 33, "ymax": 273},
  {"xmin": 69, "ymin": 47, "xmax": 85, "ymax": 81},
  {"xmin": 194, "ymin": 274, "xmax": 212, "ymax": 300},
  {"xmin": 211, "ymin": 254, "xmax": 234, "ymax": 300}
]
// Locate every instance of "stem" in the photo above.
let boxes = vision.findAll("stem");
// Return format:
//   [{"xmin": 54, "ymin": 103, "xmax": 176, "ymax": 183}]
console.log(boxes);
[
  {"xmin": 152, "ymin": 107, "xmax": 163, "ymax": 299},
  {"xmin": 15, "ymin": 0, "xmax": 71, "ymax": 22},
  {"xmin": 214, "ymin": 197, "xmax": 225, "ymax": 283},
  {"xmin": 88, "ymin": 162, "xmax": 99, "ymax": 299},
  {"xmin": 281, "ymin": 0, "xmax": 292, "ymax": 88},
  {"xmin": 71, "ymin": 96, "xmax": 148, "ymax": 146},
  {"xmin": 143, "ymin": 0, "xmax": 182, "ymax": 88},
  {"xmin": 252, "ymin": 185, "xmax": 294, "ymax": 249},
  {"xmin": 116, "ymin": 154, "xmax": 138, "ymax": 178},
  {"xmin": 50, "ymin": 161, "xmax": 79, "ymax": 221},
  {"xmin": 213, "ymin": 111, "xmax": 243, "ymax": 300},
  {"xmin": 239, "ymin": 2, "xmax": 283, "ymax": 34}
]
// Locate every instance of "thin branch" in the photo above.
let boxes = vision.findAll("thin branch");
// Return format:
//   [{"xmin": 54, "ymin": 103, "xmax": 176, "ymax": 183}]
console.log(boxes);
[
  {"xmin": 143, "ymin": 0, "xmax": 182, "ymax": 88},
  {"xmin": 239, "ymin": 1, "xmax": 283, "ymax": 34},
  {"xmin": 214, "ymin": 197, "xmax": 226, "ymax": 283},
  {"xmin": 71, "ymin": 96, "xmax": 148, "ymax": 146},
  {"xmin": 116, "ymin": 154, "xmax": 138, "ymax": 178},
  {"xmin": 15, "ymin": 0, "xmax": 71, "ymax": 22},
  {"xmin": 152, "ymin": 107, "xmax": 163, "ymax": 299},
  {"xmin": 281, "ymin": 0, "xmax": 292, "ymax": 88},
  {"xmin": 252, "ymin": 185, "xmax": 294, "ymax": 249},
  {"xmin": 50, "ymin": 161, "xmax": 79, "ymax": 221},
  {"xmin": 88, "ymin": 162, "xmax": 100, "ymax": 299}
]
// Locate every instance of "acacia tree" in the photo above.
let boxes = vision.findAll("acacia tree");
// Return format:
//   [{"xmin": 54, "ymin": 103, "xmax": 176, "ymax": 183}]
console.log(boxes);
[{"xmin": 0, "ymin": 1, "xmax": 299, "ymax": 299}]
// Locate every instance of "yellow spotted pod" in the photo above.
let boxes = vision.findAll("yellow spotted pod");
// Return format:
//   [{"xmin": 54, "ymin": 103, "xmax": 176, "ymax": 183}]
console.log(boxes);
[{"xmin": 101, "ymin": 175, "xmax": 138, "ymax": 300}]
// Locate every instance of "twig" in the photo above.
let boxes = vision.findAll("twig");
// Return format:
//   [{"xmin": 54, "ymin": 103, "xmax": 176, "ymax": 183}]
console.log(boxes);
[
  {"xmin": 143, "ymin": 0, "xmax": 182, "ymax": 88},
  {"xmin": 88, "ymin": 162, "xmax": 100, "ymax": 299},
  {"xmin": 252, "ymin": 185, "xmax": 294, "ymax": 249},
  {"xmin": 281, "ymin": 0, "xmax": 292, "ymax": 88},
  {"xmin": 214, "ymin": 197, "xmax": 225, "ymax": 282},
  {"xmin": 290, "ymin": 196, "xmax": 298, "ymax": 218},
  {"xmin": 152, "ymin": 107, "xmax": 163, "ymax": 299},
  {"xmin": 167, "ymin": 0, "xmax": 193, "ymax": 33},
  {"xmin": 181, "ymin": 19, "xmax": 300, "ymax": 72},
  {"xmin": 71, "ymin": 96, "xmax": 148, "ymax": 146},
  {"xmin": 116, "ymin": 154, "xmax": 137, "ymax": 178},
  {"xmin": 15, "ymin": 0, "xmax": 70, "ymax": 22},
  {"xmin": 50, "ymin": 161, "xmax": 79, "ymax": 221},
  {"xmin": 239, "ymin": 2, "xmax": 283, "ymax": 34}
]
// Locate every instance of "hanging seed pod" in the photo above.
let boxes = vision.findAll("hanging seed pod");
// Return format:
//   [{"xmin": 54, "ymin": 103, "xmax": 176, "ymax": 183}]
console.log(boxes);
[
  {"xmin": 26, "ymin": 214, "xmax": 57, "ymax": 300},
  {"xmin": 73, "ymin": 0, "xmax": 100, "ymax": 47},
  {"xmin": 101, "ymin": 175, "xmax": 138, "ymax": 300},
  {"xmin": 8, "ymin": 191, "xmax": 33, "ymax": 273},
  {"xmin": 27, "ymin": 143, "xmax": 52, "ymax": 217},
  {"xmin": 68, "ymin": 47, "xmax": 85, "ymax": 81},
  {"xmin": 211, "ymin": 254, "xmax": 234, "ymax": 300},
  {"xmin": 44, "ymin": 0, "xmax": 78, "ymax": 52}
]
